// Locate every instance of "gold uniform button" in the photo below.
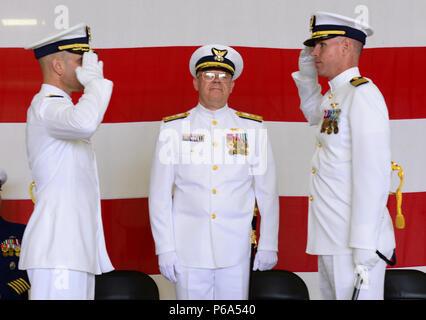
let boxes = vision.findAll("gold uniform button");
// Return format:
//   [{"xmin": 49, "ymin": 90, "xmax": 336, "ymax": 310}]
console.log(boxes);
[
  {"xmin": 329, "ymin": 93, "xmax": 333, "ymax": 99},
  {"xmin": 212, "ymin": 165, "xmax": 218, "ymax": 170},
  {"xmin": 212, "ymin": 189, "xmax": 217, "ymax": 194},
  {"xmin": 318, "ymin": 142, "xmax": 322, "ymax": 148},
  {"xmin": 211, "ymin": 213, "xmax": 216, "ymax": 219},
  {"xmin": 212, "ymin": 120, "xmax": 217, "ymax": 125},
  {"xmin": 312, "ymin": 168, "xmax": 316, "ymax": 174},
  {"xmin": 212, "ymin": 142, "xmax": 218, "ymax": 147},
  {"xmin": 309, "ymin": 195, "xmax": 314, "ymax": 201}
]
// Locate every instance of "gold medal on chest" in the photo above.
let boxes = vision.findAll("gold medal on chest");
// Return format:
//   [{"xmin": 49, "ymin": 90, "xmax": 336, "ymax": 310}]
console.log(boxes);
[{"xmin": 320, "ymin": 108, "xmax": 341, "ymax": 135}]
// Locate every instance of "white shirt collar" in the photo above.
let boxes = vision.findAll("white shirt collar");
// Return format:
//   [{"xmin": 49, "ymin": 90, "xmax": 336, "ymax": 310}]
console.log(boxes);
[
  {"xmin": 41, "ymin": 84, "xmax": 72, "ymax": 101},
  {"xmin": 328, "ymin": 67, "xmax": 361, "ymax": 92},
  {"xmin": 196, "ymin": 103, "xmax": 229, "ymax": 119}
]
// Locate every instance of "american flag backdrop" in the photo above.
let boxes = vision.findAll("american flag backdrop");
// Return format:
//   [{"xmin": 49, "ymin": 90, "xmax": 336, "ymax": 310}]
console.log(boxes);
[{"xmin": 0, "ymin": 0, "xmax": 425, "ymax": 299}]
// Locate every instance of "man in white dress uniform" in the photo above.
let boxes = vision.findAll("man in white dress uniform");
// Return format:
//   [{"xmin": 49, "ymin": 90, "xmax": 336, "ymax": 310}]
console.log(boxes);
[
  {"xmin": 149, "ymin": 44, "xmax": 279, "ymax": 299},
  {"xmin": 19, "ymin": 23, "xmax": 114, "ymax": 299},
  {"xmin": 292, "ymin": 12, "xmax": 396, "ymax": 299}
]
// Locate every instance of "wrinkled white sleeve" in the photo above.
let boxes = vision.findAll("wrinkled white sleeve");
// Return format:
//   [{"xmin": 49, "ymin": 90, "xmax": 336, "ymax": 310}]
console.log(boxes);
[
  {"xmin": 39, "ymin": 78, "xmax": 113, "ymax": 140},
  {"xmin": 253, "ymin": 123, "xmax": 279, "ymax": 252},
  {"xmin": 148, "ymin": 122, "xmax": 176, "ymax": 255},
  {"xmin": 349, "ymin": 85, "xmax": 391, "ymax": 250},
  {"xmin": 291, "ymin": 71, "xmax": 323, "ymax": 125}
]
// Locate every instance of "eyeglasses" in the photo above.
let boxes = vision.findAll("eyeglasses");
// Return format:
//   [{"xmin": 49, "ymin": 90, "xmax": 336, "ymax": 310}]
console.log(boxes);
[{"xmin": 199, "ymin": 71, "xmax": 233, "ymax": 82}]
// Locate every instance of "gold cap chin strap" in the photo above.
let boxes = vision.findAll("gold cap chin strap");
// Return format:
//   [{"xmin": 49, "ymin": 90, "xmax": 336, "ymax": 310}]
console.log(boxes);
[{"xmin": 391, "ymin": 162, "xmax": 405, "ymax": 229}]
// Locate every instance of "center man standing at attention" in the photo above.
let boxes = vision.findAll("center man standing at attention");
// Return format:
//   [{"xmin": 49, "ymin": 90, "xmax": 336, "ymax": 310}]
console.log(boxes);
[{"xmin": 149, "ymin": 44, "xmax": 279, "ymax": 300}]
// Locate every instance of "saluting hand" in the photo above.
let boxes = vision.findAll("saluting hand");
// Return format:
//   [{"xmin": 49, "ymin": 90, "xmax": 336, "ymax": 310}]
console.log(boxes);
[
  {"xmin": 298, "ymin": 46, "xmax": 317, "ymax": 79},
  {"xmin": 75, "ymin": 51, "xmax": 104, "ymax": 87}
]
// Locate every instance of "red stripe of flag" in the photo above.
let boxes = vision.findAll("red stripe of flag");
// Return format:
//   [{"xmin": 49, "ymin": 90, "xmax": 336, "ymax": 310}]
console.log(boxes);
[
  {"xmin": 1, "ymin": 46, "xmax": 426, "ymax": 123},
  {"xmin": 2, "ymin": 192, "xmax": 425, "ymax": 273}
]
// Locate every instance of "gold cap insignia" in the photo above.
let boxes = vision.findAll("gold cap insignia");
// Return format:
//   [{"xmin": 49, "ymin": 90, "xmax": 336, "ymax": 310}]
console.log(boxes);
[
  {"xmin": 309, "ymin": 15, "xmax": 316, "ymax": 31},
  {"xmin": 212, "ymin": 48, "xmax": 228, "ymax": 62},
  {"xmin": 86, "ymin": 26, "xmax": 92, "ymax": 41}
]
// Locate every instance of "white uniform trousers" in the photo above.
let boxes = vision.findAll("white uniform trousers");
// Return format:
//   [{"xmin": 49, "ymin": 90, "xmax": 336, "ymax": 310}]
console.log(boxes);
[
  {"xmin": 175, "ymin": 258, "xmax": 251, "ymax": 300},
  {"xmin": 27, "ymin": 268, "xmax": 95, "ymax": 300},
  {"xmin": 318, "ymin": 251, "xmax": 391, "ymax": 300}
]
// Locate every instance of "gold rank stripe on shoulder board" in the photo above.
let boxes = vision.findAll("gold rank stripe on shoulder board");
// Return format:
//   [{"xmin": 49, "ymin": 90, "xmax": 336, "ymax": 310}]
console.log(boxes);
[
  {"xmin": 235, "ymin": 111, "xmax": 263, "ymax": 123},
  {"xmin": 350, "ymin": 77, "xmax": 369, "ymax": 87},
  {"xmin": 162, "ymin": 112, "xmax": 190, "ymax": 123},
  {"xmin": 46, "ymin": 94, "xmax": 64, "ymax": 98}
]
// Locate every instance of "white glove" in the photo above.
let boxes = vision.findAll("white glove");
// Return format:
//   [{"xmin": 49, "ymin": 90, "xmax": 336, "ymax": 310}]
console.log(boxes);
[
  {"xmin": 353, "ymin": 248, "xmax": 379, "ymax": 270},
  {"xmin": 75, "ymin": 51, "xmax": 104, "ymax": 87},
  {"xmin": 158, "ymin": 251, "xmax": 179, "ymax": 283},
  {"xmin": 252, "ymin": 250, "xmax": 278, "ymax": 271},
  {"xmin": 354, "ymin": 264, "xmax": 370, "ymax": 289},
  {"xmin": 298, "ymin": 46, "xmax": 317, "ymax": 78}
]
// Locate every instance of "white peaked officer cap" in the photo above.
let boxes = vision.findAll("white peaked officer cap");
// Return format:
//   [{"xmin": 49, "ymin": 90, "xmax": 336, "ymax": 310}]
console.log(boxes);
[
  {"xmin": 304, "ymin": 11, "xmax": 374, "ymax": 47},
  {"xmin": 189, "ymin": 44, "xmax": 244, "ymax": 80},
  {"xmin": 0, "ymin": 168, "xmax": 7, "ymax": 186},
  {"xmin": 25, "ymin": 23, "xmax": 92, "ymax": 59}
]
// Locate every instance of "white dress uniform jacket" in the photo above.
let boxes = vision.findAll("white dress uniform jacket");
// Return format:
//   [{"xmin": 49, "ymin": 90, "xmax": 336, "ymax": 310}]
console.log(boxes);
[
  {"xmin": 292, "ymin": 67, "xmax": 395, "ymax": 255},
  {"xmin": 149, "ymin": 104, "xmax": 279, "ymax": 269},
  {"xmin": 19, "ymin": 81, "xmax": 114, "ymax": 275}
]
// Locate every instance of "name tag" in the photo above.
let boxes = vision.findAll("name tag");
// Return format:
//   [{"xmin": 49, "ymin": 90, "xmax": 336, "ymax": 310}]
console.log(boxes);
[{"xmin": 182, "ymin": 133, "xmax": 205, "ymax": 142}]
